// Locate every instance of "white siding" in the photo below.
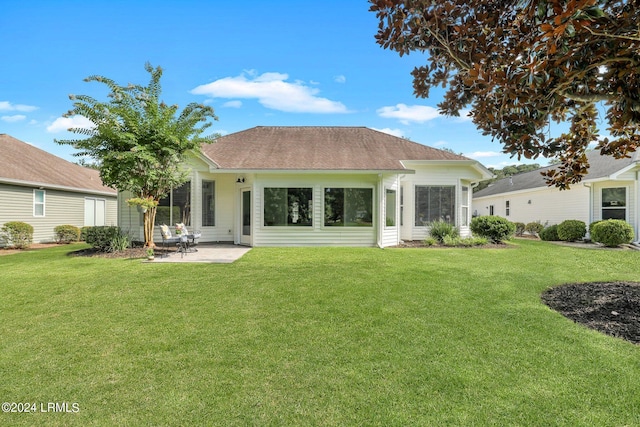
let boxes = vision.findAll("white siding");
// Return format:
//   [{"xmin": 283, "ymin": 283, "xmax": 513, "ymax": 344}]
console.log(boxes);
[
  {"xmin": 0, "ymin": 183, "xmax": 117, "ymax": 244},
  {"xmin": 473, "ymin": 184, "xmax": 590, "ymax": 227}
]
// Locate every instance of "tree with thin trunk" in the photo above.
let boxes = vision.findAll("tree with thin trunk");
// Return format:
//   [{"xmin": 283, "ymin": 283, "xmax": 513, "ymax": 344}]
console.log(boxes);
[
  {"xmin": 56, "ymin": 63, "xmax": 218, "ymax": 247},
  {"xmin": 370, "ymin": 0, "xmax": 639, "ymax": 188}
]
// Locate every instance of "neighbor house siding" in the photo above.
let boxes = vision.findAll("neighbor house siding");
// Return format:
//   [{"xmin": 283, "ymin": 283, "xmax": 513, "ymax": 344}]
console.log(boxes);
[
  {"xmin": 473, "ymin": 184, "xmax": 590, "ymax": 227},
  {"xmin": 0, "ymin": 183, "xmax": 117, "ymax": 244}
]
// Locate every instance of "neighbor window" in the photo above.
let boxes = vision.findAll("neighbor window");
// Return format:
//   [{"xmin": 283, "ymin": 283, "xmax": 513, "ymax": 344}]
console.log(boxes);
[
  {"xmin": 505, "ymin": 200, "xmax": 510, "ymax": 217},
  {"xmin": 324, "ymin": 188, "xmax": 373, "ymax": 227},
  {"xmin": 602, "ymin": 187, "xmax": 626, "ymax": 220},
  {"xmin": 489, "ymin": 205, "xmax": 495, "ymax": 216},
  {"xmin": 263, "ymin": 188, "xmax": 313, "ymax": 226},
  {"xmin": 84, "ymin": 198, "xmax": 106, "ymax": 226},
  {"xmin": 202, "ymin": 180, "xmax": 215, "ymax": 226},
  {"xmin": 33, "ymin": 189, "xmax": 45, "ymax": 217},
  {"xmin": 156, "ymin": 181, "xmax": 191, "ymax": 226},
  {"xmin": 385, "ymin": 189, "xmax": 396, "ymax": 227},
  {"xmin": 415, "ymin": 185, "xmax": 455, "ymax": 226}
]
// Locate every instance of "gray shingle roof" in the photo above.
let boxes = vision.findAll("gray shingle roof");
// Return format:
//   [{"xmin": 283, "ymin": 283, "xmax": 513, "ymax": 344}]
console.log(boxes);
[
  {"xmin": 473, "ymin": 150, "xmax": 639, "ymax": 198},
  {"xmin": 0, "ymin": 134, "xmax": 116, "ymax": 195},
  {"xmin": 201, "ymin": 126, "xmax": 471, "ymax": 170}
]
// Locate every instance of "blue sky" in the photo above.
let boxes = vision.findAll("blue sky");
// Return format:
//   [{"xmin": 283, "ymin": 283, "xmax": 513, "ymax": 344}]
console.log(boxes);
[{"xmin": 2, "ymin": 0, "xmax": 550, "ymax": 169}]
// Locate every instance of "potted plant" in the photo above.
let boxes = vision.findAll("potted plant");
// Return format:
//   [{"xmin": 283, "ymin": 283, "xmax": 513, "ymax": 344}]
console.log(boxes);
[{"xmin": 146, "ymin": 248, "xmax": 155, "ymax": 261}]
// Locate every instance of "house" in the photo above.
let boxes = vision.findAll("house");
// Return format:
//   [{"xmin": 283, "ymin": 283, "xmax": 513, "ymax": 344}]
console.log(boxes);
[
  {"xmin": 119, "ymin": 126, "xmax": 492, "ymax": 247},
  {"xmin": 472, "ymin": 150, "xmax": 640, "ymax": 242},
  {"xmin": 0, "ymin": 134, "xmax": 118, "ymax": 244}
]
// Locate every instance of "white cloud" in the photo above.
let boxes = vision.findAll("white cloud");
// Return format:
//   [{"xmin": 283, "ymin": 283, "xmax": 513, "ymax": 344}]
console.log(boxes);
[
  {"xmin": 372, "ymin": 127, "xmax": 404, "ymax": 138},
  {"xmin": 1, "ymin": 115, "xmax": 26, "ymax": 122},
  {"xmin": 464, "ymin": 151, "xmax": 503, "ymax": 159},
  {"xmin": 334, "ymin": 75, "xmax": 346, "ymax": 84},
  {"xmin": 191, "ymin": 71, "xmax": 349, "ymax": 114},
  {"xmin": 46, "ymin": 115, "xmax": 95, "ymax": 133},
  {"xmin": 453, "ymin": 108, "xmax": 473, "ymax": 122},
  {"xmin": 376, "ymin": 103, "xmax": 441, "ymax": 124},
  {"xmin": 0, "ymin": 101, "xmax": 38, "ymax": 112},
  {"xmin": 222, "ymin": 100, "xmax": 243, "ymax": 108}
]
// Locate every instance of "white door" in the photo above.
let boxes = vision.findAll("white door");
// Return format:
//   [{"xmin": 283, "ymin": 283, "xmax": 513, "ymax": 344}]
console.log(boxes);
[{"xmin": 240, "ymin": 189, "xmax": 252, "ymax": 246}]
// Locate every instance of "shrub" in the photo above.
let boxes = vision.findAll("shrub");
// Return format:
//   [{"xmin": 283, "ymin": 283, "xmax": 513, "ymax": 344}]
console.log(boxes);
[
  {"xmin": 557, "ymin": 220, "xmax": 586, "ymax": 242},
  {"xmin": 470, "ymin": 216, "xmax": 515, "ymax": 243},
  {"xmin": 54, "ymin": 225, "xmax": 81, "ymax": 244},
  {"xmin": 427, "ymin": 220, "xmax": 459, "ymax": 243},
  {"xmin": 442, "ymin": 235, "xmax": 461, "ymax": 247},
  {"xmin": 590, "ymin": 220, "xmax": 634, "ymax": 247},
  {"xmin": 588, "ymin": 220, "xmax": 602, "ymax": 236},
  {"xmin": 80, "ymin": 226, "xmax": 92, "ymax": 242},
  {"xmin": 423, "ymin": 237, "xmax": 438, "ymax": 246},
  {"xmin": 513, "ymin": 222, "xmax": 526, "ymax": 236},
  {"xmin": 108, "ymin": 233, "xmax": 131, "ymax": 253},
  {"xmin": 84, "ymin": 226, "xmax": 127, "ymax": 252},
  {"xmin": 539, "ymin": 224, "xmax": 559, "ymax": 241},
  {"xmin": 525, "ymin": 221, "xmax": 544, "ymax": 236},
  {"xmin": 1, "ymin": 221, "xmax": 34, "ymax": 249}
]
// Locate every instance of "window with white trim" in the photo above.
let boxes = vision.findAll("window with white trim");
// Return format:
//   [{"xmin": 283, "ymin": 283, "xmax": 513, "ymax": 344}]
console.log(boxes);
[
  {"xmin": 602, "ymin": 187, "xmax": 626, "ymax": 220},
  {"xmin": 264, "ymin": 188, "xmax": 313, "ymax": 226},
  {"xmin": 33, "ymin": 189, "xmax": 45, "ymax": 217},
  {"xmin": 461, "ymin": 186, "xmax": 469, "ymax": 226},
  {"xmin": 385, "ymin": 188, "xmax": 396, "ymax": 227},
  {"xmin": 202, "ymin": 180, "xmax": 215, "ymax": 226},
  {"xmin": 415, "ymin": 185, "xmax": 455, "ymax": 225},
  {"xmin": 156, "ymin": 181, "xmax": 191, "ymax": 226},
  {"xmin": 85, "ymin": 198, "xmax": 106, "ymax": 226},
  {"xmin": 325, "ymin": 188, "xmax": 373, "ymax": 227}
]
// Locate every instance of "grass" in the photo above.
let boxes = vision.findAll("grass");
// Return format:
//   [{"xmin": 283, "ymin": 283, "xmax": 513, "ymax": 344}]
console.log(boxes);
[{"xmin": 0, "ymin": 240, "xmax": 639, "ymax": 426}]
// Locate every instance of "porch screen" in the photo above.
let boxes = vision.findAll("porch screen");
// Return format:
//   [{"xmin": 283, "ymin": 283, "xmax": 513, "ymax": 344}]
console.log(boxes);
[
  {"xmin": 156, "ymin": 181, "xmax": 191, "ymax": 226},
  {"xmin": 415, "ymin": 185, "xmax": 455, "ymax": 226},
  {"xmin": 263, "ymin": 188, "xmax": 312, "ymax": 226}
]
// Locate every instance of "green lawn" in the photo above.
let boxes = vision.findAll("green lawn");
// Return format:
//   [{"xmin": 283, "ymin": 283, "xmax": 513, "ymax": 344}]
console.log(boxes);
[{"xmin": 1, "ymin": 240, "xmax": 639, "ymax": 426}]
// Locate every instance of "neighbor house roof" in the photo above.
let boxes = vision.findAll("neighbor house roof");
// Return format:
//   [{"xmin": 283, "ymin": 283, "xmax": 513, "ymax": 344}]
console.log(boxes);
[
  {"xmin": 473, "ymin": 150, "xmax": 640, "ymax": 198},
  {"xmin": 0, "ymin": 134, "xmax": 116, "ymax": 195},
  {"xmin": 201, "ymin": 126, "xmax": 474, "ymax": 171}
]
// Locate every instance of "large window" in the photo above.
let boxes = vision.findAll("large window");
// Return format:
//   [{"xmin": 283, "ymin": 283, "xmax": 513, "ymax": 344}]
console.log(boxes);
[
  {"xmin": 33, "ymin": 189, "xmax": 45, "ymax": 217},
  {"xmin": 415, "ymin": 185, "xmax": 455, "ymax": 226},
  {"xmin": 385, "ymin": 189, "xmax": 396, "ymax": 227},
  {"xmin": 263, "ymin": 188, "xmax": 313, "ymax": 226},
  {"xmin": 202, "ymin": 180, "xmax": 215, "ymax": 226},
  {"xmin": 156, "ymin": 181, "xmax": 191, "ymax": 226},
  {"xmin": 602, "ymin": 187, "xmax": 626, "ymax": 220},
  {"xmin": 324, "ymin": 188, "xmax": 373, "ymax": 227}
]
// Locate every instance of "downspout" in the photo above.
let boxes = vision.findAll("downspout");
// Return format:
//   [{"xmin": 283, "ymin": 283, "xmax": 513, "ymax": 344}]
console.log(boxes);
[
  {"xmin": 635, "ymin": 171, "xmax": 640, "ymax": 245},
  {"xmin": 377, "ymin": 174, "xmax": 384, "ymax": 248},
  {"xmin": 583, "ymin": 182, "xmax": 592, "ymax": 240}
]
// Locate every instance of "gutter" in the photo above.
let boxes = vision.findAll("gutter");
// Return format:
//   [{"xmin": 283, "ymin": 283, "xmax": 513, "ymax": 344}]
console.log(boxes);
[{"xmin": 0, "ymin": 177, "xmax": 116, "ymax": 197}]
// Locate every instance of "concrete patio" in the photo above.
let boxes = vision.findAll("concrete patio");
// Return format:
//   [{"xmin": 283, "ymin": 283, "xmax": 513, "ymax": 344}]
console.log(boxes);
[{"xmin": 149, "ymin": 243, "xmax": 251, "ymax": 263}]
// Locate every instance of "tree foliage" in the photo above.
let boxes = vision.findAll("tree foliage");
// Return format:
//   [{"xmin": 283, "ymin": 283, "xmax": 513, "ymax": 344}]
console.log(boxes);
[
  {"xmin": 370, "ymin": 0, "xmax": 640, "ymax": 188},
  {"xmin": 56, "ymin": 63, "xmax": 218, "ymax": 246}
]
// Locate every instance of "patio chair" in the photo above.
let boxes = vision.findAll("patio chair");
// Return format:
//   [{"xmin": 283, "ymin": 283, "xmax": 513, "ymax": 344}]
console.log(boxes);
[
  {"xmin": 160, "ymin": 224, "xmax": 183, "ymax": 257},
  {"xmin": 176, "ymin": 223, "xmax": 201, "ymax": 253}
]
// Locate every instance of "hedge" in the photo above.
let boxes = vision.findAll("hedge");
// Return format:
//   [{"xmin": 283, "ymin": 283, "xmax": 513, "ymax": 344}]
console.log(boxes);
[
  {"xmin": 470, "ymin": 216, "xmax": 515, "ymax": 243},
  {"xmin": 1, "ymin": 221, "xmax": 34, "ymax": 249},
  {"xmin": 590, "ymin": 220, "xmax": 634, "ymax": 247}
]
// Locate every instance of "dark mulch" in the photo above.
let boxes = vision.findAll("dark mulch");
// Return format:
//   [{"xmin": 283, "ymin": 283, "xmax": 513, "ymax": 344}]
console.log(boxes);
[
  {"xmin": 70, "ymin": 246, "xmax": 175, "ymax": 259},
  {"xmin": 542, "ymin": 282, "xmax": 640, "ymax": 345},
  {"xmin": 392, "ymin": 240, "xmax": 509, "ymax": 249}
]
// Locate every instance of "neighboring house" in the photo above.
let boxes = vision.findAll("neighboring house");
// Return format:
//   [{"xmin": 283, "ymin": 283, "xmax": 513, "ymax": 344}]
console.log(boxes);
[
  {"xmin": 0, "ymin": 134, "xmax": 117, "ymax": 244},
  {"xmin": 472, "ymin": 150, "xmax": 640, "ymax": 242},
  {"xmin": 119, "ymin": 126, "xmax": 492, "ymax": 247}
]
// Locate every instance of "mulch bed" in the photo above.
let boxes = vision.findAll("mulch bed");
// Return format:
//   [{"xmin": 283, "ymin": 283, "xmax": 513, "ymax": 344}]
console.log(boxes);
[{"xmin": 542, "ymin": 282, "xmax": 640, "ymax": 345}]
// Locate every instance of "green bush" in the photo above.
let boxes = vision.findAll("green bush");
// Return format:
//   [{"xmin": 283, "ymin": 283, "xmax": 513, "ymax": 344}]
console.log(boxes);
[
  {"xmin": 1, "ymin": 221, "xmax": 34, "ymax": 249},
  {"xmin": 108, "ymin": 233, "xmax": 131, "ymax": 253},
  {"xmin": 590, "ymin": 220, "xmax": 634, "ymax": 247},
  {"xmin": 513, "ymin": 222, "xmax": 526, "ymax": 236},
  {"xmin": 557, "ymin": 220, "xmax": 586, "ymax": 242},
  {"xmin": 54, "ymin": 225, "xmax": 81, "ymax": 244},
  {"xmin": 84, "ymin": 226, "xmax": 126, "ymax": 252},
  {"xmin": 423, "ymin": 237, "xmax": 437, "ymax": 246},
  {"xmin": 525, "ymin": 221, "xmax": 544, "ymax": 236},
  {"xmin": 470, "ymin": 216, "xmax": 515, "ymax": 243},
  {"xmin": 80, "ymin": 226, "xmax": 92, "ymax": 242},
  {"xmin": 588, "ymin": 220, "xmax": 602, "ymax": 236},
  {"xmin": 539, "ymin": 224, "xmax": 559, "ymax": 241},
  {"xmin": 427, "ymin": 219, "xmax": 459, "ymax": 243}
]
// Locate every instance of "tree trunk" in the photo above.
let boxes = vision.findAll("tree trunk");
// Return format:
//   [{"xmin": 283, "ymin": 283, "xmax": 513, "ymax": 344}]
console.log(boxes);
[{"xmin": 143, "ymin": 206, "xmax": 158, "ymax": 248}]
